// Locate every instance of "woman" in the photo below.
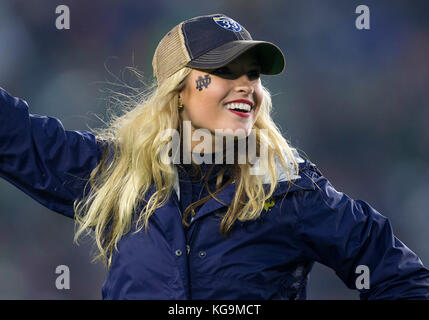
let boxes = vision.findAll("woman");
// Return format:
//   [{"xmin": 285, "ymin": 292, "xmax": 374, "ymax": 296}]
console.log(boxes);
[{"xmin": 0, "ymin": 13, "xmax": 428, "ymax": 300}]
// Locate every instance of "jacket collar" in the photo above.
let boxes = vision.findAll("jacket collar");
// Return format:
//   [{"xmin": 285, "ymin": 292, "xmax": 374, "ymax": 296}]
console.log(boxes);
[
  {"xmin": 186, "ymin": 148, "xmax": 321, "ymax": 225},
  {"xmin": 172, "ymin": 148, "xmax": 315, "ymax": 202}
]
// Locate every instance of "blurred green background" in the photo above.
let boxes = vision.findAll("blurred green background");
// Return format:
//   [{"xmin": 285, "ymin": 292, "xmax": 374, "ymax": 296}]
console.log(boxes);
[{"xmin": 0, "ymin": 0, "xmax": 428, "ymax": 299}]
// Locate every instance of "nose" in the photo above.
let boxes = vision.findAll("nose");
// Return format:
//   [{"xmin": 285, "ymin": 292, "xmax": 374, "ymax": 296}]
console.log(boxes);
[{"xmin": 233, "ymin": 74, "xmax": 255, "ymax": 95}]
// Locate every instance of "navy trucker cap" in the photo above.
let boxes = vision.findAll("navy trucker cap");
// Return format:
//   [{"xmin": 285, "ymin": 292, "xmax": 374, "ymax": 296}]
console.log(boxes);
[{"xmin": 152, "ymin": 14, "xmax": 286, "ymax": 85}]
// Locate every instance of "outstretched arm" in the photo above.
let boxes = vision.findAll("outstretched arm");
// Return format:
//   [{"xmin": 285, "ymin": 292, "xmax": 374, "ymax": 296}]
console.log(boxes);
[
  {"xmin": 0, "ymin": 87, "xmax": 107, "ymax": 218},
  {"xmin": 295, "ymin": 164, "xmax": 429, "ymax": 299}
]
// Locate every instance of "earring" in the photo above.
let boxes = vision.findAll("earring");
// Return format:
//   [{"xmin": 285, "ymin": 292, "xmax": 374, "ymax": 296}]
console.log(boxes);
[{"xmin": 178, "ymin": 96, "xmax": 183, "ymax": 109}]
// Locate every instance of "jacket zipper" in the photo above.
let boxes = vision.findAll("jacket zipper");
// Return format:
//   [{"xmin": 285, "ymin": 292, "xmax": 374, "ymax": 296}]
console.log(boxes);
[
  {"xmin": 170, "ymin": 191, "xmax": 193, "ymax": 299},
  {"xmin": 186, "ymin": 220, "xmax": 202, "ymax": 300}
]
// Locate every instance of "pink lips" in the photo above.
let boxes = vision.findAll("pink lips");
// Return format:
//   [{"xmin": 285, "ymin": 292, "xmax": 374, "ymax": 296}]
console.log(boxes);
[{"xmin": 227, "ymin": 109, "xmax": 251, "ymax": 118}]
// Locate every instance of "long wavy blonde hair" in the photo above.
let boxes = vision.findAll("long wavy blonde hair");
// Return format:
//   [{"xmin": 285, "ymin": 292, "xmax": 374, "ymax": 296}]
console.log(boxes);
[{"xmin": 73, "ymin": 66, "xmax": 300, "ymax": 268}]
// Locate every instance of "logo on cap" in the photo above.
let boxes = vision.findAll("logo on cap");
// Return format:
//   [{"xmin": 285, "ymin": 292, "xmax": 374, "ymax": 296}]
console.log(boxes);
[{"xmin": 213, "ymin": 16, "xmax": 242, "ymax": 32}]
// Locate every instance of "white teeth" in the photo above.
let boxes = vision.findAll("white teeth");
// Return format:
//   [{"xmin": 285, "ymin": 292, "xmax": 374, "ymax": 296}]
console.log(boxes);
[{"xmin": 225, "ymin": 103, "xmax": 252, "ymax": 112}]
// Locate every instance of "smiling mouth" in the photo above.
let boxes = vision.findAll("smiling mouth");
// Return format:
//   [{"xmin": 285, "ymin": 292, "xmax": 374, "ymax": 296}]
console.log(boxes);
[
  {"xmin": 224, "ymin": 102, "xmax": 253, "ymax": 113},
  {"xmin": 224, "ymin": 102, "xmax": 253, "ymax": 118}
]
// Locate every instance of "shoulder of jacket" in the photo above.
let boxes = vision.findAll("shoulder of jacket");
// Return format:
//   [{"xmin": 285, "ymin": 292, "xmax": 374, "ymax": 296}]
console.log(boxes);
[
  {"xmin": 264, "ymin": 148, "xmax": 325, "ymax": 193},
  {"xmin": 263, "ymin": 147, "xmax": 322, "ymax": 182}
]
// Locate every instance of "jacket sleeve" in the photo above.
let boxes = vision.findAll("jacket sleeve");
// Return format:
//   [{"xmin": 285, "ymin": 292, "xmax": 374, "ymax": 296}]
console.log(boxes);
[
  {"xmin": 0, "ymin": 87, "xmax": 107, "ymax": 218},
  {"xmin": 294, "ymin": 163, "xmax": 429, "ymax": 299}
]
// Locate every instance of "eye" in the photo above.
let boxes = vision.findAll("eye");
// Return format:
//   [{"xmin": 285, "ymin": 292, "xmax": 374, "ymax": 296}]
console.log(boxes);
[{"xmin": 247, "ymin": 69, "xmax": 260, "ymax": 80}]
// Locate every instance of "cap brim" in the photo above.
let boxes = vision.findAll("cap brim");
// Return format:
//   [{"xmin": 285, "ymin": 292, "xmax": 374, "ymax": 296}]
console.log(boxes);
[{"xmin": 186, "ymin": 40, "xmax": 285, "ymax": 75}]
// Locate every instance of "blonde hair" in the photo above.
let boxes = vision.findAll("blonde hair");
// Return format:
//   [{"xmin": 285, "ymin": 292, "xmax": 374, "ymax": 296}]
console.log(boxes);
[{"xmin": 73, "ymin": 66, "xmax": 300, "ymax": 269}]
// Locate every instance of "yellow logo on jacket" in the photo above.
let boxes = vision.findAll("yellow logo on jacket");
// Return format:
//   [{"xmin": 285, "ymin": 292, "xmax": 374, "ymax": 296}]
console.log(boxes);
[{"xmin": 264, "ymin": 198, "xmax": 275, "ymax": 211}]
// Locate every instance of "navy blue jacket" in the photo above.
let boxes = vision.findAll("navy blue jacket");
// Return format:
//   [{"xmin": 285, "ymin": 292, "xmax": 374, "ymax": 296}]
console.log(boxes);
[{"xmin": 1, "ymin": 87, "xmax": 429, "ymax": 299}]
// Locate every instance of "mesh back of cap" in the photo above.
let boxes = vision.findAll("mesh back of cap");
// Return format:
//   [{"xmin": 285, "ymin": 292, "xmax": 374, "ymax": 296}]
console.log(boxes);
[{"xmin": 152, "ymin": 22, "xmax": 191, "ymax": 86}]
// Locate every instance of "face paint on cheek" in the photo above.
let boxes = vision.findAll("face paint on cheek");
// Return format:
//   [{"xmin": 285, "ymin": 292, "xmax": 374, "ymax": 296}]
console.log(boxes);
[{"xmin": 195, "ymin": 74, "xmax": 211, "ymax": 91}]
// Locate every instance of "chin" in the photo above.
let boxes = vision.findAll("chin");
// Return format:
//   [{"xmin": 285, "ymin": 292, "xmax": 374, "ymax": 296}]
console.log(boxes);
[{"xmin": 220, "ymin": 125, "xmax": 252, "ymax": 137}]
